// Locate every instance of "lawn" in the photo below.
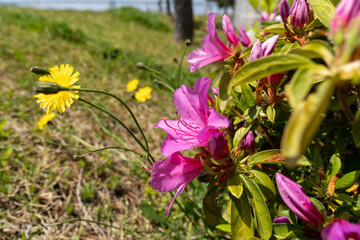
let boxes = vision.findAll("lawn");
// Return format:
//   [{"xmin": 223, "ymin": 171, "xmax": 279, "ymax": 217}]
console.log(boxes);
[{"xmin": 0, "ymin": 6, "xmax": 225, "ymax": 239}]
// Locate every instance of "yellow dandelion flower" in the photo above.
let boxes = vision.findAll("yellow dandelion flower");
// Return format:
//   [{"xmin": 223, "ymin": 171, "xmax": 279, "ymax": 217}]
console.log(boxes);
[
  {"xmin": 127, "ymin": 79, "xmax": 139, "ymax": 92},
  {"xmin": 34, "ymin": 64, "xmax": 80, "ymax": 114},
  {"xmin": 135, "ymin": 86, "xmax": 152, "ymax": 102},
  {"xmin": 37, "ymin": 112, "xmax": 56, "ymax": 130}
]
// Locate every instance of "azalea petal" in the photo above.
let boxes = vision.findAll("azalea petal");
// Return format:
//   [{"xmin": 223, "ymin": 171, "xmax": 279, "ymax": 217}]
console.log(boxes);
[
  {"xmin": 149, "ymin": 153, "xmax": 204, "ymax": 216},
  {"xmin": 250, "ymin": 39, "xmax": 263, "ymax": 62},
  {"xmin": 222, "ymin": 15, "xmax": 238, "ymax": 47},
  {"xmin": 262, "ymin": 34, "xmax": 279, "ymax": 57},
  {"xmin": 165, "ymin": 183, "xmax": 186, "ymax": 217},
  {"xmin": 239, "ymin": 25, "xmax": 252, "ymax": 47},
  {"xmin": 188, "ymin": 48, "xmax": 225, "ymax": 72},
  {"xmin": 174, "ymin": 80, "xmax": 211, "ymax": 127},
  {"xmin": 193, "ymin": 77, "xmax": 212, "ymax": 108},
  {"xmin": 160, "ymin": 134, "xmax": 199, "ymax": 157},
  {"xmin": 207, "ymin": 108, "xmax": 230, "ymax": 128}
]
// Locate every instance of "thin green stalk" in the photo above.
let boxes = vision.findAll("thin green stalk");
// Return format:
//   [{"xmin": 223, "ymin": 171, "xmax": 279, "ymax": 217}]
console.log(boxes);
[
  {"xmin": 62, "ymin": 87, "xmax": 154, "ymax": 163},
  {"xmin": 74, "ymin": 146, "xmax": 147, "ymax": 160},
  {"xmin": 78, "ymin": 98, "xmax": 152, "ymax": 166},
  {"xmin": 154, "ymin": 79, "xmax": 175, "ymax": 92},
  {"xmin": 177, "ymin": 43, "xmax": 190, "ymax": 88},
  {"xmin": 143, "ymin": 66, "xmax": 176, "ymax": 89}
]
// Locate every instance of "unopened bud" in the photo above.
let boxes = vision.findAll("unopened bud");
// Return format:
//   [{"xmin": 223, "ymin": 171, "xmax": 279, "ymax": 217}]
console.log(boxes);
[
  {"xmin": 30, "ymin": 66, "xmax": 50, "ymax": 76},
  {"xmin": 35, "ymin": 81, "xmax": 61, "ymax": 94},
  {"xmin": 185, "ymin": 39, "xmax": 191, "ymax": 46},
  {"xmin": 136, "ymin": 62, "xmax": 146, "ymax": 69},
  {"xmin": 280, "ymin": 0, "xmax": 290, "ymax": 24}
]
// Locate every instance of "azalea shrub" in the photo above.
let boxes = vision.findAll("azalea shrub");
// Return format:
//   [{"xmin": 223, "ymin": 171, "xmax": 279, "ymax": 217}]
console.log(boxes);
[{"xmin": 31, "ymin": 0, "xmax": 360, "ymax": 239}]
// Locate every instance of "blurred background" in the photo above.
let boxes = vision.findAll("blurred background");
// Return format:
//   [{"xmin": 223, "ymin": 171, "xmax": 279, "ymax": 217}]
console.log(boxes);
[
  {"xmin": 0, "ymin": 0, "xmax": 231, "ymax": 15},
  {"xmin": 0, "ymin": 0, "xmax": 260, "ymax": 239}
]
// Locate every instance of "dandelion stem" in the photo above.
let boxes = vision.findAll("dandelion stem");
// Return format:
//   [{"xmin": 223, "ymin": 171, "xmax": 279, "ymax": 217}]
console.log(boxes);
[
  {"xmin": 78, "ymin": 98, "xmax": 153, "ymax": 166},
  {"xmin": 63, "ymin": 87, "xmax": 154, "ymax": 163},
  {"xmin": 177, "ymin": 41, "xmax": 190, "ymax": 88}
]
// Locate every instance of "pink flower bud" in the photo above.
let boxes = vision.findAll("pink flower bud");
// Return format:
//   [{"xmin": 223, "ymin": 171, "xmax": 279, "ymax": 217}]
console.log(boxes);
[
  {"xmin": 241, "ymin": 131, "xmax": 255, "ymax": 151},
  {"xmin": 276, "ymin": 173, "xmax": 324, "ymax": 226},
  {"xmin": 273, "ymin": 216, "xmax": 291, "ymax": 224},
  {"xmin": 331, "ymin": 0, "xmax": 360, "ymax": 33},
  {"xmin": 239, "ymin": 25, "xmax": 252, "ymax": 47},
  {"xmin": 289, "ymin": 0, "xmax": 309, "ymax": 30},
  {"xmin": 280, "ymin": 0, "xmax": 290, "ymax": 23}
]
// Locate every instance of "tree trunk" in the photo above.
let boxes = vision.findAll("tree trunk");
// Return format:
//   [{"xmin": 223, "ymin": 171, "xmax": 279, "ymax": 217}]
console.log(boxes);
[
  {"xmin": 173, "ymin": 0, "xmax": 193, "ymax": 41},
  {"xmin": 166, "ymin": 0, "xmax": 171, "ymax": 16}
]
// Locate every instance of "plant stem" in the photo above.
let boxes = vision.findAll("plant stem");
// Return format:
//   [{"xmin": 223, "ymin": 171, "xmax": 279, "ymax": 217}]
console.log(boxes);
[
  {"xmin": 62, "ymin": 87, "xmax": 154, "ymax": 163},
  {"xmin": 144, "ymin": 66, "xmax": 176, "ymax": 89},
  {"xmin": 177, "ymin": 43, "xmax": 189, "ymax": 88},
  {"xmin": 79, "ymin": 98, "xmax": 153, "ymax": 166}
]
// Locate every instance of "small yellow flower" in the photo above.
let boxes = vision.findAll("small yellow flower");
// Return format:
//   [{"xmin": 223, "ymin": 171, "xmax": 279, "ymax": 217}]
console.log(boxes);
[
  {"xmin": 37, "ymin": 112, "xmax": 56, "ymax": 130},
  {"xmin": 135, "ymin": 86, "xmax": 152, "ymax": 102},
  {"xmin": 34, "ymin": 64, "xmax": 80, "ymax": 114},
  {"xmin": 127, "ymin": 79, "xmax": 139, "ymax": 92}
]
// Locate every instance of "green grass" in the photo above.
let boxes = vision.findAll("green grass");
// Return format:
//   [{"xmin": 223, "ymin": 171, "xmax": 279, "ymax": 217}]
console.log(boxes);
[{"xmin": 0, "ymin": 6, "xmax": 228, "ymax": 239}]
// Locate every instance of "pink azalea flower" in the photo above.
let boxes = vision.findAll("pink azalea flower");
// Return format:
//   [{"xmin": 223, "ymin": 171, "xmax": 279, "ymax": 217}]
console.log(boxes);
[
  {"xmin": 150, "ymin": 152, "xmax": 204, "ymax": 216},
  {"xmin": 321, "ymin": 219, "xmax": 360, "ymax": 240},
  {"xmin": 188, "ymin": 13, "xmax": 252, "ymax": 72},
  {"xmin": 155, "ymin": 77, "xmax": 229, "ymax": 157},
  {"xmin": 331, "ymin": 0, "xmax": 360, "ymax": 33},
  {"xmin": 276, "ymin": 173, "xmax": 324, "ymax": 226},
  {"xmin": 187, "ymin": 13, "xmax": 235, "ymax": 72}
]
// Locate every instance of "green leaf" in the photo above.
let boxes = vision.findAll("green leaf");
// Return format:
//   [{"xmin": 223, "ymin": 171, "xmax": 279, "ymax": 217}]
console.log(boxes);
[
  {"xmin": 244, "ymin": 106, "xmax": 262, "ymax": 123},
  {"xmin": 281, "ymin": 79, "xmax": 336, "ymax": 166},
  {"xmin": 353, "ymin": 111, "xmax": 360, "ymax": 148},
  {"xmin": 305, "ymin": 18, "xmax": 325, "ymax": 31},
  {"xmin": 241, "ymin": 84, "xmax": 256, "ymax": 108},
  {"xmin": 336, "ymin": 170, "xmax": 360, "ymax": 190},
  {"xmin": 228, "ymin": 174, "xmax": 244, "ymax": 199},
  {"xmin": 248, "ymin": 149, "xmax": 312, "ymax": 166},
  {"xmin": 249, "ymin": 170, "xmax": 276, "ymax": 200},
  {"xmin": 230, "ymin": 55, "xmax": 314, "ymax": 88},
  {"xmin": 307, "ymin": 0, "xmax": 335, "ymax": 28},
  {"xmin": 313, "ymin": 147, "xmax": 324, "ymax": 176},
  {"xmin": 233, "ymin": 124, "xmax": 251, "ymax": 148},
  {"xmin": 290, "ymin": 40, "xmax": 334, "ymax": 66},
  {"xmin": 240, "ymin": 175, "xmax": 272, "ymax": 240},
  {"xmin": 203, "ymin": 184, "xmax": 222, "ymax": 226},
  {"xmin": 326, "ymin": 153, "xmax": 342, "ymax": 183},
  {"xmin": 266, "ymin": 105, "xmax": 276, "ymax": 123},
  {"xmin": 231, "ymin": 192, "xmax": 255, "ymax": 240},
  {"xmin": 263, "ymin": 23, "xmax": 286, "ymax": 34},
  {"xmin": 216, "ymin": 224, "xmax": 231, "ymax": 233},
  {"xmin": 286, "ymin": 65, "xmax": 329, "ymax": 108},
  {"xmin": 273, "ymin": 224, "xmax": 307, "ymax": 239},
  {"xmin": 219, "ymin": 72, "xmax": 232, "ymax": 113}
]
